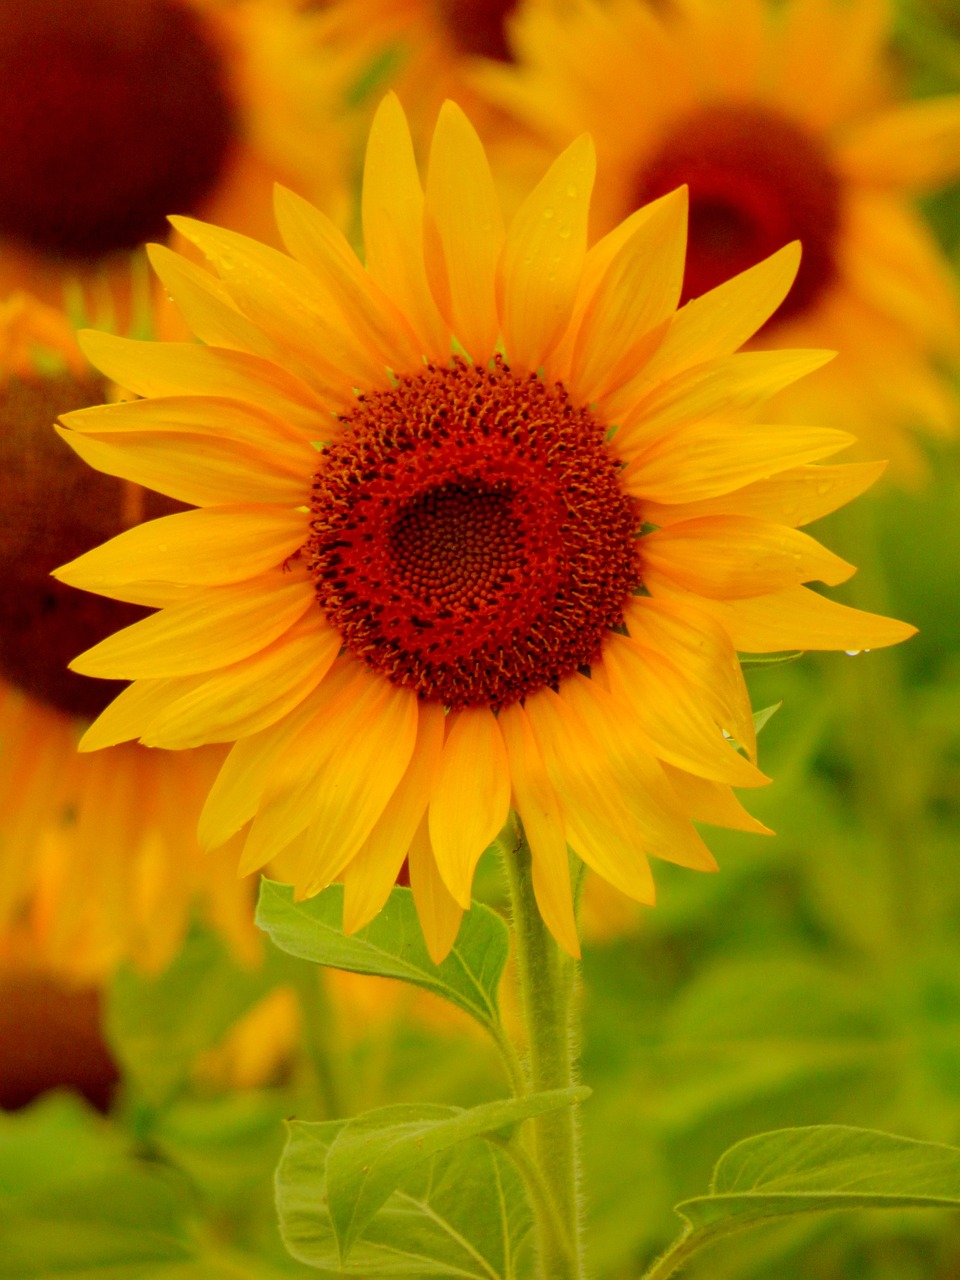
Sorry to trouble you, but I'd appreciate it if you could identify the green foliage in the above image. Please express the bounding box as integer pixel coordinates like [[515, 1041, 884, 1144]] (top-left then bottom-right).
[[107, 927, 280, 1108], [644, 1126, 960, 1278], [256, 881, 510, 1036], [276, 1095, 592, 1277]]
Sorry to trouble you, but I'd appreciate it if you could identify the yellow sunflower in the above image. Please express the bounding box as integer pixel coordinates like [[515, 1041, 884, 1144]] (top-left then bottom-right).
[[476, 0, 960, 481], [0, 292, 258, 981], [56, 95, 913, 964], [0, 0, 355, 322]]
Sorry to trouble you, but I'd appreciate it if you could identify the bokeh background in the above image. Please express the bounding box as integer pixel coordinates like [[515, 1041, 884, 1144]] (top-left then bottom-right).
[[1, 1, 959, 1277]]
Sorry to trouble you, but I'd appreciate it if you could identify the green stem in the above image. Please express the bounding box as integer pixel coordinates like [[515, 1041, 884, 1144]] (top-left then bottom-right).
[[639, 1227, 705, 1280], [501, 828, 584, 1280], [488, 1019, 531, 1100]]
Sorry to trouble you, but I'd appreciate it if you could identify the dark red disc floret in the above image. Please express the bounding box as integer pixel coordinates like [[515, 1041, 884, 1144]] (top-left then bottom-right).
[[307, 357, 640, 709], [0, 0, 237, 262], [638, 104, 842, 327]]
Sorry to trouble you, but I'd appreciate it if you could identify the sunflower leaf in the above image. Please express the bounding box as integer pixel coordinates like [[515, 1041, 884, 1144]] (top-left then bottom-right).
[[752, 701, 783, 735], [256, 880, 509, 1033], [323, 1090, 588, 1263], [646, 1126, 960, 1278], [276, 1095, 586, 1275]]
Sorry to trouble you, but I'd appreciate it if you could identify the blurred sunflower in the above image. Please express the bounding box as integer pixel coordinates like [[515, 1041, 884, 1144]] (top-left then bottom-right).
[[476, 0, 960, 480], [0, 0, 356, 320], [0, 293, 257, 981], [310, 0, 539, 131], [56, 95, 913, 963]]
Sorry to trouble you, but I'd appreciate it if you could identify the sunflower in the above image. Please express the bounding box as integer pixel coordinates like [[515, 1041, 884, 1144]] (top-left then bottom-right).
[[475, 0, 960, 481], [0, 292, 259, 981], [0, 0, 356, 322], [56, 95, 913, 963]]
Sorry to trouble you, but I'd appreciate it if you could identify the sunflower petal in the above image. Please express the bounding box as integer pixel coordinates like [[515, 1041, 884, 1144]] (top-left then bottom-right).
[[639, 460, 887, 527], [647, 579, 918, 652], [838, 93, 960, 189], [70, 569, 314, 679], [424, 101, 505, 362], [600, 635, 769, 787], [342, 700, 446, 935], [407, 816, 463, 965], [78, 330, 328, 437], [499, 702, 580, 957], [362, 93, 449, 361], [55, 506, 308, 596], [641, 515, 855, 596], [428, 707, 511, 909], [498, 133, 596, 372], [569, 186, 687, 403]]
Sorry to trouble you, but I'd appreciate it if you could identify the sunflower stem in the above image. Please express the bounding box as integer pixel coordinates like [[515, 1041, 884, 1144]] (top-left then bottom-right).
[[287, 958, 347, 1120], [501, 826, 584, 1280]]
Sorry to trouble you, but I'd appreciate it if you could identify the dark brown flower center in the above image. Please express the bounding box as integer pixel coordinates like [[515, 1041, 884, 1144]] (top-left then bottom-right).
[[0, 0, 237, 262], [433, 0, 516, 61], [0, 373, 183, 720], [637, 104, 842, 327], [306, 358, 640, 710]]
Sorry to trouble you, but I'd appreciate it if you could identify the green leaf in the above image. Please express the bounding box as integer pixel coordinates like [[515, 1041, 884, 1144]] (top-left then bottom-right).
[[677, 1125, 960, 1232], [256, 880, 509, 1034], [646, 1126, 960, 1280], [752, 701, 782, 735], [740, 651, 804, 670], [277, 1117, 536, 1277], [323, 1089, 588, 1261]]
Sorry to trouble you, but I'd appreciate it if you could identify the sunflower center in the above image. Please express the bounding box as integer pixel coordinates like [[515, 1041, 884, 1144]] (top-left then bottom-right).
[[434, 0, 516, 61], [0, 0, 237, 262], [306, 357, 640, 709], [0, 373, 183, 720], [637, 104, 842, 325]]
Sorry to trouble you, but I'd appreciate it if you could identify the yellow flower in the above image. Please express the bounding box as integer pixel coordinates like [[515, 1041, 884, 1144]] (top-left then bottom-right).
[[476, 0, 960, 481], [0, 293, 259, 981], [57, 96, 913, 963], [0, 0, 354, 320]]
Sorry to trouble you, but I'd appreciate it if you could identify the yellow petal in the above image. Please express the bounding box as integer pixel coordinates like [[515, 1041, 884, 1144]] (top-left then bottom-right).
[[523, 685, 658, 900], [838, 94, 960, 189], [622, 423, 854, 503], [70, 568, 314, 679], [424, 101, 505, 363], [239, 667, 416, 880], [147, 242, 277, 356], [407, 815, 463, 965], [497, 133, 596, 372], [625, 594, 756, 759], [428, 706, 511, 909], [600, 634, 769, 788], [637, 243, 802, 383], [641, 515, 855, 597], [362, 93, 449, 361], [273, 183, 426, 373], [169, 216, 386, 402], [56, 424, 310, 509], [560, 673, 719, 871], [616, 348, 835, 449], [647, 579, 917, 652], [78, 676, 201, 751], [661, 763, 773, 835], [568, 187, 687, 403], [78, 330, 328, 439], [342, 700, 446, 935], [198, 675, 347, 851], [498, 702, 580, 957], [639, 460, 887, 528], [143, 610, 340, 749], [55, 506, 308, 596]]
